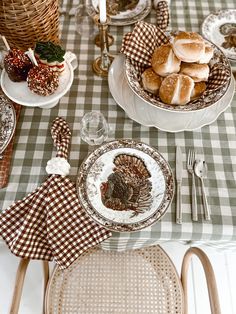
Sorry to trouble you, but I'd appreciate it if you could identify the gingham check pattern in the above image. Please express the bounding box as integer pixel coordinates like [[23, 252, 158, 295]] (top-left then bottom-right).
[[0, 117, 111, 269], [51, 116, 71, 159], [0, 0, 236, 252], [207, 63, 231, 91], [120, 21, 169, 66], [155, 0, 170, 31]]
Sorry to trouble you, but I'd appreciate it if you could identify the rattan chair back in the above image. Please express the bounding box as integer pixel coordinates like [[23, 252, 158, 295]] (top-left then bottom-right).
[[9, 245, 221, 314], [45, 246, 184, 314]]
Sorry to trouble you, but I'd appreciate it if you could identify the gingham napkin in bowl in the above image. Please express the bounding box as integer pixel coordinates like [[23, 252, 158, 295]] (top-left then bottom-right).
[[0, 117, 112, 269], [120, 0, 170, 67]]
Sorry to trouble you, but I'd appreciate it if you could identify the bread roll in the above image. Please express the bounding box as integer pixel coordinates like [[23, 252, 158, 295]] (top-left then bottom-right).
[[159, 73, 194, 105], [151, 43, 181, 77], [191, 82, 207, 99], [172, 31, 205, 63], [142, 68, 162, 94], [198, 45, 214, 64], [180, 63, 209, 82]]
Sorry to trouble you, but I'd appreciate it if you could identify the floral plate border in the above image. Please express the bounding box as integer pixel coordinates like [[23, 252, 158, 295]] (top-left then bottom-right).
[[76, 139, 174, 232], [201, 9, 236, 62], [0, 95, 16, 155]]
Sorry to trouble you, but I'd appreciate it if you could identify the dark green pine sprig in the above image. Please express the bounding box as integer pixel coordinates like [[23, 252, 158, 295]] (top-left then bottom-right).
[[35, 41, 65, 63]]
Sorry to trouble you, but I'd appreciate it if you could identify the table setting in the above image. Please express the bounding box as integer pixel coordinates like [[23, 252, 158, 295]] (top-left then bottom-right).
[[0, 117, 112, 269], [0, 0, 236, 268]]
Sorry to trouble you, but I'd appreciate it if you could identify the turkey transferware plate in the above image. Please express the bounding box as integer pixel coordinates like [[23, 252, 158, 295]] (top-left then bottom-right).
[[77, 139, 174, 232], [202, 9, 236, 62]]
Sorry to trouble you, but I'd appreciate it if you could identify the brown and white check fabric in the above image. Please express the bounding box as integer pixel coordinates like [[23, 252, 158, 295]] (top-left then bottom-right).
[[207, 63, 231, 91], [120, 21, 169, 66], [51, 117, 71, 159], [154, 0, 170, 31], [0, 117, 112, 269]]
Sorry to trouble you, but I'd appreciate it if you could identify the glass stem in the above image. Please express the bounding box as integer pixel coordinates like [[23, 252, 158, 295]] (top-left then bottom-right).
[[99, 22, 111, 70]]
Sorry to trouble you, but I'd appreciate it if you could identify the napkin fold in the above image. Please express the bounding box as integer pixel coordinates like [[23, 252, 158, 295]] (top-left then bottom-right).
[[154, 0, 170, 31], [120, 22, 169, 67], [120, 0, 170, 67], [0, 117, 112, 269]]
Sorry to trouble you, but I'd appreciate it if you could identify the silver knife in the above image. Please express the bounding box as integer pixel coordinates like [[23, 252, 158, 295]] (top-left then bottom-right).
[[176, 146, 183, 224]]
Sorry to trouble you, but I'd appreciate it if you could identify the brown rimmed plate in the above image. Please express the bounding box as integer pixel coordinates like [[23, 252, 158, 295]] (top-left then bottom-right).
[[202, 9, 236, 62], [0, 95, 16, 156], [76, 139, 174, 232]]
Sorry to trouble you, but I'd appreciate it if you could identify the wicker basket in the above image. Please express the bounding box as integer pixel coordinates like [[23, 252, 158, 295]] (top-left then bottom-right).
[[0, 0, 60, 50]]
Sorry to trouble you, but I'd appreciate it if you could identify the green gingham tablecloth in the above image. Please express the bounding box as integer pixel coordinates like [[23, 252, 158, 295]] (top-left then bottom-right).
[[0, 0, 236, 251]]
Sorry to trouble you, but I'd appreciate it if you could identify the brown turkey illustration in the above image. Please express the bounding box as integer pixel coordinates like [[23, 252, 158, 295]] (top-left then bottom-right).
[[100, 154, 153, 216]]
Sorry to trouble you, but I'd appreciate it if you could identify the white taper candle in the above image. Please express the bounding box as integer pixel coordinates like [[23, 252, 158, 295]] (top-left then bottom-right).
[[99, 0, 106, 24]]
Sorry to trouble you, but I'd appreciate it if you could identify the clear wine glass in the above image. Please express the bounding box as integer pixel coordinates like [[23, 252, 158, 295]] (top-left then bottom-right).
[[75, 0, 98, 39], [80, 111, 109, 146]]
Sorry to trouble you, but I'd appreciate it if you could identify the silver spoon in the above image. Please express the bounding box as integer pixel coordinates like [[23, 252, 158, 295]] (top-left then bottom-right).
[[194, 159, 211, 221]]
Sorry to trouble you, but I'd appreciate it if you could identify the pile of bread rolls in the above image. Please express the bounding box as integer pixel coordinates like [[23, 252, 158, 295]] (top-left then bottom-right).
[[141, 31, 214, 106]]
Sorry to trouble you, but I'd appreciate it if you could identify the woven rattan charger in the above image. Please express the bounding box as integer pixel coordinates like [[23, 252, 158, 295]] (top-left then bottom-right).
[[10, 245, 221, 314]]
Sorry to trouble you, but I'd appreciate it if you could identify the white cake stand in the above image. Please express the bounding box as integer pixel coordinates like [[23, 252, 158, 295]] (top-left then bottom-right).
[[0, 51, 78, 109]]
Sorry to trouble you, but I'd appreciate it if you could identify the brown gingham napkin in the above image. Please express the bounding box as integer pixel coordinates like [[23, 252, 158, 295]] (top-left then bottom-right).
[[0, 117, 112, 269], [153, 0, 170, 31], [0, 93, 21, 189], [120, 0, 170, 66]]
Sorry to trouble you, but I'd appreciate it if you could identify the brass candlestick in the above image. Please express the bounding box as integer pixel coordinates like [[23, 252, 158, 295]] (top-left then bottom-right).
[[92, 17, 114, 77], [93, 14, 114, 47]]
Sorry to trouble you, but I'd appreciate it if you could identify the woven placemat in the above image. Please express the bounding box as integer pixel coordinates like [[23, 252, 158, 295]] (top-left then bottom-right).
[[0, 97, 21, 189]]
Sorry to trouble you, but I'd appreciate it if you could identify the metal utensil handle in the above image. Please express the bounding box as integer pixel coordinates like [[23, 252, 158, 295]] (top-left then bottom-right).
[[176, 182, 182, 224], [192, 173, 198, 221], [201, 179, 210, 221]]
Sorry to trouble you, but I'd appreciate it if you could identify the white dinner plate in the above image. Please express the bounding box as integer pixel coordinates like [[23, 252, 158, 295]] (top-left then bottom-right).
[[202, 9, 236, 62], [108, 54, 235, 133], [77, 139, 174, 232], [0, 95, 16, 155], [0, 52, 77, 108]]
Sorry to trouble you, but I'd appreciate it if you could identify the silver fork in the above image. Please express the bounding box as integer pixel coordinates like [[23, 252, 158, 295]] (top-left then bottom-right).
[[187, 150, 198, 221]]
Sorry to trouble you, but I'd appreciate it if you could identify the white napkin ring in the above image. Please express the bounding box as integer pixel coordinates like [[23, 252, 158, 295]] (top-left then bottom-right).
[[46, 157, 71, 176]]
